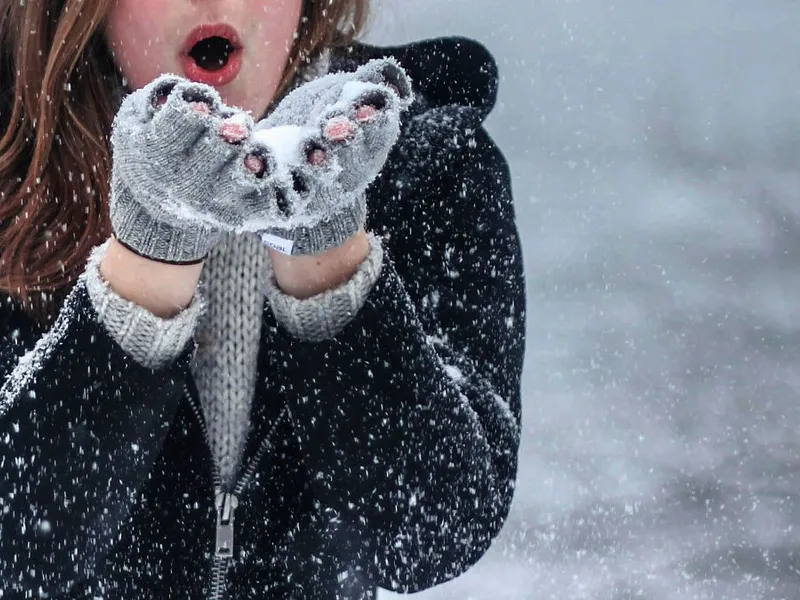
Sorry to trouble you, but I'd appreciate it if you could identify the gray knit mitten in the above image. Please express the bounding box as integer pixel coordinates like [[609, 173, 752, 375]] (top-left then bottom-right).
[[110, 75, 295, 264], [251, 58, 413, 256]]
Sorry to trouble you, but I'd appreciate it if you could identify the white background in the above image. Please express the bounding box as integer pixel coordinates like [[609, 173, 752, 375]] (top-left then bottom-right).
[[370, 1, 800, 599]]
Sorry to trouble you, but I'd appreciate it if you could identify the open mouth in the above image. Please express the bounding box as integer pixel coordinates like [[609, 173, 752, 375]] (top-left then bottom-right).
[[181, 24, 243, 86], [189, 36, 235, 71]]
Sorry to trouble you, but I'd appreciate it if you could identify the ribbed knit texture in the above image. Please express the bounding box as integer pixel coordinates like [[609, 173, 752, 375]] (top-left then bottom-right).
[[264, 233, 384, 341], [192, 232, 383, 485], [191, 232, 269, 487], [110, 185, 221, 264], [84, 240, 204, 369], [258, 194, 367, 257]]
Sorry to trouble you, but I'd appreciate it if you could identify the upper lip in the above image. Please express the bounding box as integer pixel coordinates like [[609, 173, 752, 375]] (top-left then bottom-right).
[[182, 23, 243, 55]]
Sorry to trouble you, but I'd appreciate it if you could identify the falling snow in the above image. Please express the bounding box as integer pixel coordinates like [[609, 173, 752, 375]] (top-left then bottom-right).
[[376, 1, 800, 599]]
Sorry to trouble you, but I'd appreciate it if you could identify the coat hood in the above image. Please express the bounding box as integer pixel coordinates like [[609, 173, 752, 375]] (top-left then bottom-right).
[[333, 36, 499, 122]]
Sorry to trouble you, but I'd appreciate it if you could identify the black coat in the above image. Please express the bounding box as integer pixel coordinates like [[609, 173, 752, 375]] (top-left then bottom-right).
[[0, 37, 526, 599]]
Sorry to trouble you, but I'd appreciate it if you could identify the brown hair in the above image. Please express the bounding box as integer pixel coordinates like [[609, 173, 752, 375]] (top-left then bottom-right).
[[0, 0, 370, 325]]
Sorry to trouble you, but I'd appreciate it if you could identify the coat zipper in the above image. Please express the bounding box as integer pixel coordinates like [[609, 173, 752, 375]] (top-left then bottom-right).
[[183, 384, 288, 600]]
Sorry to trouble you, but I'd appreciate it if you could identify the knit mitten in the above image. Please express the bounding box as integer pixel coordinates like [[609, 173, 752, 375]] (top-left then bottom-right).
[[251, 58, 413, 256], [110, 75, 296, 264]]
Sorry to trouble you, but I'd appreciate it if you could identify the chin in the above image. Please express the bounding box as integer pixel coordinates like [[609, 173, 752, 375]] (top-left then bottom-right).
[[217, 89, 264, 118]]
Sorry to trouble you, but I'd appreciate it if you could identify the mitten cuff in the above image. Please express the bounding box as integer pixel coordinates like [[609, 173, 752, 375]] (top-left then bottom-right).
[[110, 185, 219, 264], [260, 195, 367, 257], [85, 240, 204, 369], [264, 233, 383, 341]]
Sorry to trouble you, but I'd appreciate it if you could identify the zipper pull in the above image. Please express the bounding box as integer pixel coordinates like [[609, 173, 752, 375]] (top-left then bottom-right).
[[214, 490, 239, 558]]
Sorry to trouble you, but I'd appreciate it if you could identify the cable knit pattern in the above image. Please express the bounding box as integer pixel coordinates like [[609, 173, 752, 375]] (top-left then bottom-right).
[[84, 240, 204, 370], [264, 233, 384, 341], [191, 232, 269, 487]]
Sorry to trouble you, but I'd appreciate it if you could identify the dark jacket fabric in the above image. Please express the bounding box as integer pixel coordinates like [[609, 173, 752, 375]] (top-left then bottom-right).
[[0, 36, 526, 599]]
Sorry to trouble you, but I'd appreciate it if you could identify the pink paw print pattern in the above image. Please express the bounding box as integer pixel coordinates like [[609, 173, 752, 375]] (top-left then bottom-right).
[[110, 59, 412, 257], [250, 58, 414, 230], [111, 74, 306, 234]]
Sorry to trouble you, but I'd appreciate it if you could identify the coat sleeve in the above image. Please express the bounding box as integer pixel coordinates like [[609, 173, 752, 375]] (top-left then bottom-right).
[[0, 280, 192, 597], [263, 112, 526, 592]]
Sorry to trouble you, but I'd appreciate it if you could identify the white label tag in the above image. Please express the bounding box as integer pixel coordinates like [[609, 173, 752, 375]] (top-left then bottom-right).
[[260, 232, 295, 255]]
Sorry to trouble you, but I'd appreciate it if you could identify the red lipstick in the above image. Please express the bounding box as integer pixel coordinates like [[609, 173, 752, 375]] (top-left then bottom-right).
[[181, 23, 243, 87]]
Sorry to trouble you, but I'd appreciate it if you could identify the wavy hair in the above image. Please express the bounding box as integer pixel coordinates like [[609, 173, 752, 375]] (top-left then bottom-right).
[[0, 0, 369, 325]]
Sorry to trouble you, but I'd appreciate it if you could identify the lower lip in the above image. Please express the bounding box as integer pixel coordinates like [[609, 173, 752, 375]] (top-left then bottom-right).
[[180, 49, 243, 87]]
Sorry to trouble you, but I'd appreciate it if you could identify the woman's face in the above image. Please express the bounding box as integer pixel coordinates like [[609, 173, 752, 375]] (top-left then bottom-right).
[[104, 0, 303, 118]]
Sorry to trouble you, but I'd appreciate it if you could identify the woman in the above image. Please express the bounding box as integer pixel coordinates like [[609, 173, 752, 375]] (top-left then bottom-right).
[[0, 0, 525, 597]]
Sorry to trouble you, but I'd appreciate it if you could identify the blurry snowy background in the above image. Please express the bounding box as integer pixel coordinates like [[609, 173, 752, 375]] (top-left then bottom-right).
[[370, 1, 800, 599]]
